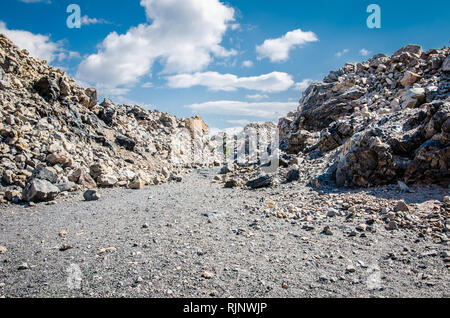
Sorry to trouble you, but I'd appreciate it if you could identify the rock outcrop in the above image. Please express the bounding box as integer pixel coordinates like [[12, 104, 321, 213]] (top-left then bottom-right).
[[278, 44, 449, 188]]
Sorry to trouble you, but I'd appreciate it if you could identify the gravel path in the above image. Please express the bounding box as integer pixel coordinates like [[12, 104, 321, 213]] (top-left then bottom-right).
[[0, 168, 449, 298]]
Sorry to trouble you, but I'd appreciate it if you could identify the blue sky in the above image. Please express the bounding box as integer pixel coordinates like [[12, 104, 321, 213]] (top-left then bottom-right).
[[1, 0, 449, 133]]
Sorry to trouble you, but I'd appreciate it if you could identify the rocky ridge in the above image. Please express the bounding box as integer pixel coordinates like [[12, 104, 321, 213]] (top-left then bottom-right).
[[0, 34, 213, 205], [277, 44, 450, 188]]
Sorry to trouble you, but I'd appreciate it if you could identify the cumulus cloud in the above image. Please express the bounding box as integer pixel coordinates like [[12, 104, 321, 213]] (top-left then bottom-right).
[[186, 100, 297, 119], [0, 21, 74, 63], [166, 71, 294, 92], [256, 29, 318, 63], [77, 0, 237, 91]]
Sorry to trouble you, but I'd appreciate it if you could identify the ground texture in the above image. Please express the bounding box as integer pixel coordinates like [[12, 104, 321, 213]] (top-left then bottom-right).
[[0, 168, 449, 298]]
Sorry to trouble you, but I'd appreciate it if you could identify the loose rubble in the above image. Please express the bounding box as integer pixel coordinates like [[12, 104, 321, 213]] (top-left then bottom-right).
[[0, 34, 214, 205]]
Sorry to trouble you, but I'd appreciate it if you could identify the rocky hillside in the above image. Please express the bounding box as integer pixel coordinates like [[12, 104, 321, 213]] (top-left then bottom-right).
[[0, 34, 212, 204], [279, 44, 450, 188]]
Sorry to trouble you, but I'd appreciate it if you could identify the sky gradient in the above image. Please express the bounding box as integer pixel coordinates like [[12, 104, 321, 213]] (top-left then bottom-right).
[[1, 0, 449, 133]]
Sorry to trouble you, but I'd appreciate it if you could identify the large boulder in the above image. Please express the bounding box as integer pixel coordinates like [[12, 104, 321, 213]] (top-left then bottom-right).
[[22, 179, 60, 202]]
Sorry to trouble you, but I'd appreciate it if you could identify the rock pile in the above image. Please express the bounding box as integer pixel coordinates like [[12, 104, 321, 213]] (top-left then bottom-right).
[[278, 44, 449, 188], [0, 34, 211, 204]]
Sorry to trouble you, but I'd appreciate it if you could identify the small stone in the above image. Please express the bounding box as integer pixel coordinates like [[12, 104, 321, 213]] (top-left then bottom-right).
[[394, 201, 409, 212], [83, 190, 100, 201], [98, 247, 117, 254], [386, 220, 398, 231], [0, 246, 6, 254], [18, 263, 29, 270], [60, 245, 73, 251], [322, 226, 333, 236], [356, 224, 367, 232], [345, 265, 356, 274], [219, 163, 233, 174], [202, 272, 214, 279], [326, 209, 337, 217], [129, 178, 145, 190]]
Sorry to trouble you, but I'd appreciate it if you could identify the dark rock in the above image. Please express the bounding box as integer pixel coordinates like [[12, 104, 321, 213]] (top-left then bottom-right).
[[224, 179, 238, 188], [34, 76, 60, 102], [286, 169, 300, 182], [247, 175, 273, 189], [83, 190, 100, 201], [115, 135, 136, 151]]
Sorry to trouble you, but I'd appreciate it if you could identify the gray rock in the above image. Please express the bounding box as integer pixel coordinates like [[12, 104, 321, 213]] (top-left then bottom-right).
[[32, 166, 58, 184], [22, 179, 60, 202], [247, 175, 273, 189], [83, 190, 100, 201], [34, 76, 60, 102], [219, 163, 234, 174], [443, 55, 450, 72], [56, 181, 76, 192]]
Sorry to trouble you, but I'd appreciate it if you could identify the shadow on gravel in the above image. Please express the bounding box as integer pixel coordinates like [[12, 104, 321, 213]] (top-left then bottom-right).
[[304, 158, 447, 205]]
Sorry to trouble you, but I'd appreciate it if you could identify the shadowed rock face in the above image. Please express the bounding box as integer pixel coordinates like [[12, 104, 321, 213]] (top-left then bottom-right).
[[279, 44, 449, 188]]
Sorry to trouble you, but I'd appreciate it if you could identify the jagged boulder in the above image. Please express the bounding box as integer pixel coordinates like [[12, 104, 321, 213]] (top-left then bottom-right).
[[22, 179, 60, 202]]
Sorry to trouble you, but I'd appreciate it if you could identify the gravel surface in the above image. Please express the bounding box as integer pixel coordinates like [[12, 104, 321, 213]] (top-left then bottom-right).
[[0, 168, 449, 298]]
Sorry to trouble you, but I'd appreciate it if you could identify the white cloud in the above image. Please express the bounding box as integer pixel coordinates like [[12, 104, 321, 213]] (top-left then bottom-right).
[[77, 0, 237, 91], [335, 49, 349, 58], [0, 21, 74, 63], [81, 15, 111, 26], [256, 29, 318, 63], [141, 82, 153, 88], [186, 100, 298, 119], [294, 79, 312, 92], [167, 71, 294, 92], [226, 119, 251, 125], [360, 48, 370, 56], [242, 60, 253, 68], [245, 94, 268, 100]]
